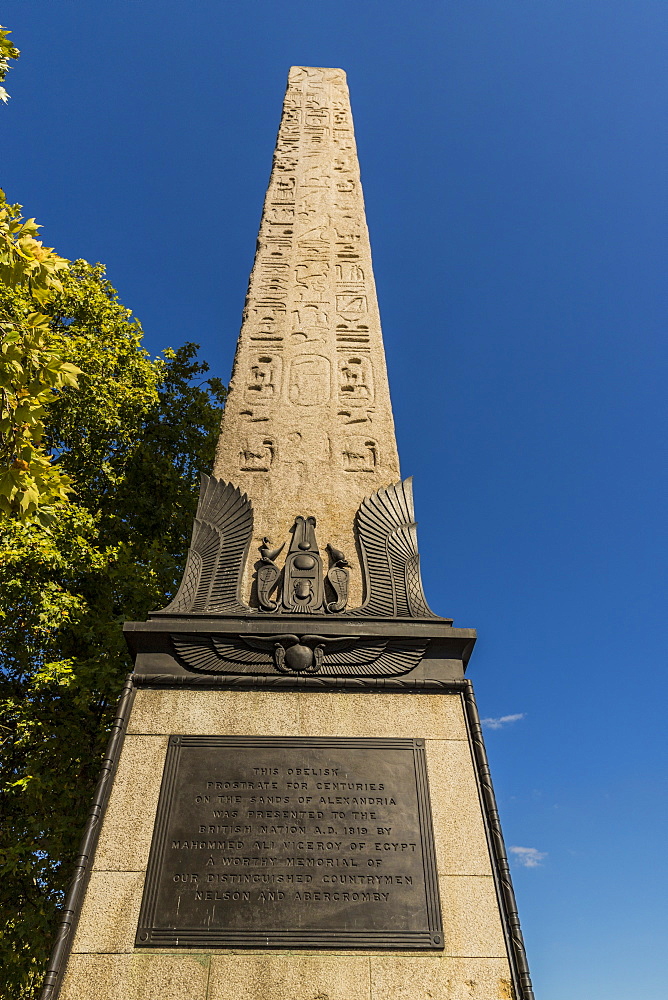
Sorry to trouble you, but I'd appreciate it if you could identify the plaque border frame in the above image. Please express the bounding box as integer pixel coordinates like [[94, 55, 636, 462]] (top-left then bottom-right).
[[135, 735, 443, 950]]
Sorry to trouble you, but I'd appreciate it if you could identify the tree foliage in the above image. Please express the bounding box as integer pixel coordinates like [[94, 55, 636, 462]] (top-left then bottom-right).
[[0, 25, 20, 104], [0, 191, 79, 523], [0, 248, 226, 995]]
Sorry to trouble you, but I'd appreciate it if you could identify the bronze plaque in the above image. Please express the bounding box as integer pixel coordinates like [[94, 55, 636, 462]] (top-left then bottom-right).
[[136, 736, 442, 949]]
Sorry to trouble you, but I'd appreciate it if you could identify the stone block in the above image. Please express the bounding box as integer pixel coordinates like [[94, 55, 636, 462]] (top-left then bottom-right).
[[425, 740, 492, 876], [59, 953, 209, 1000], [208, 954, 371, 1000], [439, 876, 507, 958], [94, 735, 167, 872], [72, 871, 144, 953], [126, 690, 467, 742], [128, 689, 301, 736], [370, 956, 514, 1000], [296, 691, 467, 740]]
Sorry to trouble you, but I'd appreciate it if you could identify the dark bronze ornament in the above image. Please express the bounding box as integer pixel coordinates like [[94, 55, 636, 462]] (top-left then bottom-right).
[[281, 515, 325, 613], [172, 632, 427, 676], [256, 537, 284, 611], [325, 543, 350, 612], [155, 475, 253, 616], [155, 475, 441, 622], [349, 478, 438, 618], [273, 635, 324, 673]]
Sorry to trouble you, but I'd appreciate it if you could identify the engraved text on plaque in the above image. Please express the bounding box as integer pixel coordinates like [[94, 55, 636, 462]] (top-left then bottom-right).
[[136, 736, 442, 949]]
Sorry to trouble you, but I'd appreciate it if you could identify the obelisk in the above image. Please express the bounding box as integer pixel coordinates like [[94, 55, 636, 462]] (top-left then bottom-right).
[[42, 68, 534, 1000], [214, 66, 399, 606]]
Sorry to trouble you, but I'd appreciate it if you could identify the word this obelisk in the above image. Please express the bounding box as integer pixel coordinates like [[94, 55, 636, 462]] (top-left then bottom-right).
[[42, 68, 534, 1000]]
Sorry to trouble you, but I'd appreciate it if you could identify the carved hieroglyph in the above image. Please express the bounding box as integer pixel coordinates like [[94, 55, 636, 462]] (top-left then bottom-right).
[[214, 67, 400, 606]]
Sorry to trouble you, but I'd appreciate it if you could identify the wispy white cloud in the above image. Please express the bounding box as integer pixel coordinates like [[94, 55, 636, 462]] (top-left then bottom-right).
[[510, 846, 546, 868], [481, 713, 525, 730]]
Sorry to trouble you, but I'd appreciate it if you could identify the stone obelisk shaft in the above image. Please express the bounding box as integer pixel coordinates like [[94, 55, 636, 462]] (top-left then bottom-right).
[[214, 66, 400, 606]]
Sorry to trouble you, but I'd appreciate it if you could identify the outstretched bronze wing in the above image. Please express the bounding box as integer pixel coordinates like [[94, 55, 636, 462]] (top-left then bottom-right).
[[300, 635, 427, 676], [348, 478, 439, 618], [157, 475, 253, 615], [172, 634, 275, 673]]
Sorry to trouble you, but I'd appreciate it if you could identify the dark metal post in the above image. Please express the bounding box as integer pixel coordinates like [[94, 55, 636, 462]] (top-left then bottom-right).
[[39, 675, 136, 1000], [462, 679, 535, 1000]]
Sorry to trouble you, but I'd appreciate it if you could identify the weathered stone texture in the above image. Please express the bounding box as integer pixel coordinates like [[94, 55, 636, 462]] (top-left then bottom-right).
[[127, 688, 301, 737], [438, 876, 508, 958], [127, 687, 466, 740], [213, 67, 400, 606], [427, 739, 495, 876], [94, 735, 168, 872], [208, 954, 371, 1000], [60, 954, 210, 1000], [369, 957, 515, 1000], [71, 871, 145, 954]]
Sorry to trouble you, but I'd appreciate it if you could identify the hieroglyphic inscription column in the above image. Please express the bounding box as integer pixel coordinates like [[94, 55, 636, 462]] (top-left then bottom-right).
[[214, 67, 400, 605]]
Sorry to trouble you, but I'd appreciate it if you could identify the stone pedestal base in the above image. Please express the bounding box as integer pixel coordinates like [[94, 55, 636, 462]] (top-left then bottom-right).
[[57, 687, 517, 1000]]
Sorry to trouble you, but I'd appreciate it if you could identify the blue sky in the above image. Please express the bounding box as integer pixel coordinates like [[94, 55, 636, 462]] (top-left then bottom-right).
[[3, 2, 668, 996]]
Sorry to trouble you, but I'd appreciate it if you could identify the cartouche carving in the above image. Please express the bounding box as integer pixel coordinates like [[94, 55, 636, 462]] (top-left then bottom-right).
[[339, 356, 373, 402], [245, 354, 281, 401], [289, 355, 331, 405], [282, 515, 324, 613]]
